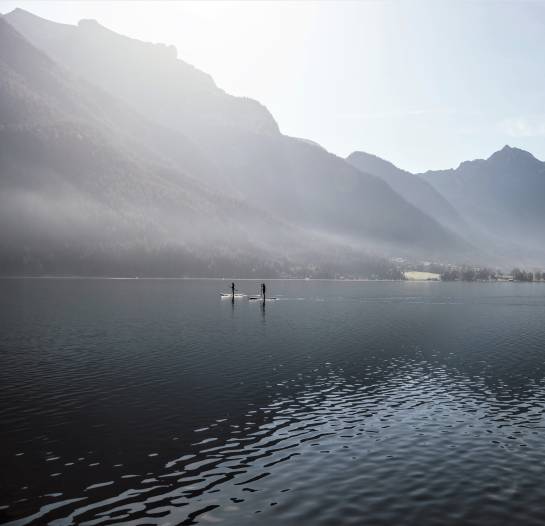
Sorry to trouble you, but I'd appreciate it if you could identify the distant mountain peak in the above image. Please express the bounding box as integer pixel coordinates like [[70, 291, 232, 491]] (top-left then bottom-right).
[[6, 7, 32, 16], [4, 8, 280, 135], [77, 18, 101, 28], [452, 145, 541, 172], [487, 144, 538, 164], [5, 7, 61, 25]]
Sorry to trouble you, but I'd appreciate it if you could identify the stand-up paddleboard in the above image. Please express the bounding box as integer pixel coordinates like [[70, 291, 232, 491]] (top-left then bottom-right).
[[220, 293, 246, 299], [249, 296, 277, 301]]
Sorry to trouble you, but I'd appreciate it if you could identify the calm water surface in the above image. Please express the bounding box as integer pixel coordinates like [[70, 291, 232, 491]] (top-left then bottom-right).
[[1, 279, 545, 525]]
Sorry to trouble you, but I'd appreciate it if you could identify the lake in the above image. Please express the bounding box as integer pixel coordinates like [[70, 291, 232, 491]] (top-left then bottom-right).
[[1, 279, 545, 525]]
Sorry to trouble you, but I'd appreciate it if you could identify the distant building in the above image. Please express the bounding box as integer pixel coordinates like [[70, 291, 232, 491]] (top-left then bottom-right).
[[404, 271, 441, 281]]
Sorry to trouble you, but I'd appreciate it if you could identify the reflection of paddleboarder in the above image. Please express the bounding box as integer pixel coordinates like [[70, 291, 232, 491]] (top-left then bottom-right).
[[261, 283, 266, 300]]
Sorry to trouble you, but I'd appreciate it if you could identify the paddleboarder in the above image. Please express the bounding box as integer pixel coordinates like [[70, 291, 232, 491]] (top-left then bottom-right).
[[231, 282, 236, 299], [261, 283, 266, 300]]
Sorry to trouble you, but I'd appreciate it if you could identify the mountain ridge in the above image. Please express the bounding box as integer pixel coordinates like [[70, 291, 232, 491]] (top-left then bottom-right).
[[346, 150, 468, 237], [420, 145, 545, 265], [1, 8, 471, 271], [0, 16, 315, 277], [3, 8, 280, 138], [348, 145, 545, 265]]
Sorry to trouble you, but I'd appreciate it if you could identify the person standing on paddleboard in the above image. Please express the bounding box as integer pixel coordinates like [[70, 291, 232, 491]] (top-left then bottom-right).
[[261, 283, 266, 300], [231, 282, 236, 299]]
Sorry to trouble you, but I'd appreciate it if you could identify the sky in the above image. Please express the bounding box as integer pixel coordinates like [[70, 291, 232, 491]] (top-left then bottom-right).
[[2, 0, 545, 172]]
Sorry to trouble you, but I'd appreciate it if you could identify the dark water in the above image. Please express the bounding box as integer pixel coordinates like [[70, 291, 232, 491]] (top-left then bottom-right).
[[2, 279, 545, 526]]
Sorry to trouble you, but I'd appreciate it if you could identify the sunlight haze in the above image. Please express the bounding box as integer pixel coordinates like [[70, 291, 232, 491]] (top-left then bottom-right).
[[3, 3, 545, 524], [1, 0, 544, 171]]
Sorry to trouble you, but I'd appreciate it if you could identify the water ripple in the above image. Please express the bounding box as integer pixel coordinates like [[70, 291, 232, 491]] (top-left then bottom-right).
[[2, 280, 545, 525]]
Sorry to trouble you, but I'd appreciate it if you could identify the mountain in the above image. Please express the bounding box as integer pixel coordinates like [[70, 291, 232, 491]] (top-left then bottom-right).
[[0, 16, 323, 277], [0, 9, 480, 278], [348, 147, 545, 266], [0, 15, 427, 278], [2, 9, 470, 267], [346, 151, 467, 236], [3, 9, 279, 140], [420, 145, 545, 264]]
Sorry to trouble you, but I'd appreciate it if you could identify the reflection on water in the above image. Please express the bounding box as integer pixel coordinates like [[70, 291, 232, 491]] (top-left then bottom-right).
[[1, 279, 545, 525]]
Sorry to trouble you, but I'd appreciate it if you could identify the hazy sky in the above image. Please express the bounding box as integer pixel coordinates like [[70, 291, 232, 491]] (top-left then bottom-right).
[[2, 0, 545, 172]]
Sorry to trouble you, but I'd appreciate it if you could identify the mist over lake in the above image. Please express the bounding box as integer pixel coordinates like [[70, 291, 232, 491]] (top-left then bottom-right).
[[2, 279, 545, 525]]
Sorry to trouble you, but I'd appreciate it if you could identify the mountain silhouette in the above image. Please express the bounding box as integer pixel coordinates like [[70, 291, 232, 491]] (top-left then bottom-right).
[[0, 9, 471, 275], [346, 151, 467, 236], [0, 16, 316, 276], [421, 145, 545, 264], [347, 145, 545, 266]]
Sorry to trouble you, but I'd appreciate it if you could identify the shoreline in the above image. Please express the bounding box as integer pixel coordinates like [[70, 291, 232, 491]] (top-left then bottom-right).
[[0, 276, 544, 283]]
